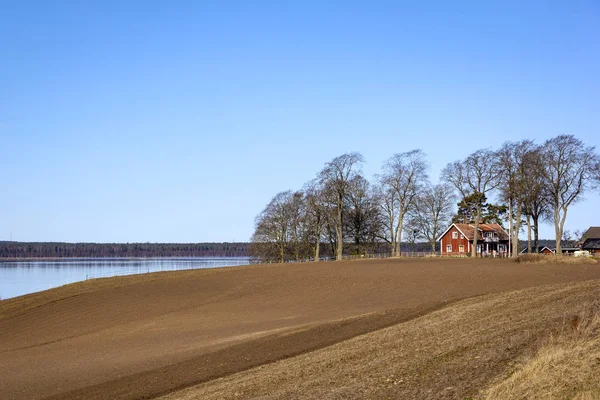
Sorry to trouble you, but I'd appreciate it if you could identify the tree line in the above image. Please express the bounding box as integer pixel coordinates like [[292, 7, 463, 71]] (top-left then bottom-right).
[[250, 134, 600, 262], [0, 242, 249, 258]]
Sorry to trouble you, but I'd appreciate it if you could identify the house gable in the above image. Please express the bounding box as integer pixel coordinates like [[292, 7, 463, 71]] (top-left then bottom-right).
[[437, 223, 469, 242], [439, 224, 471, 255]]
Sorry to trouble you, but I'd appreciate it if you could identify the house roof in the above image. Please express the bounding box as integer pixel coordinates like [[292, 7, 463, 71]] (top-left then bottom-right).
[[438, 223, 509, 242], [520, 246, 553, 254], [582, 238, 600, 250], [577, 227, 600, 246]]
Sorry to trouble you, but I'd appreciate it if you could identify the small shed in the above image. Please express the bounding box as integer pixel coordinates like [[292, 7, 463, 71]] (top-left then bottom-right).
[[520, 246, 553, 255]]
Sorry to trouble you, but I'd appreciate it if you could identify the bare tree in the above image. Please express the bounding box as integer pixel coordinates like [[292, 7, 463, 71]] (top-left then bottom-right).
[[524, 213, 532, 253], [378, 150, 428, 256], [442, 149, 502, 257], [497, 140, 536, 257], [318, 153, 364, 260], [403, 215, 423, 254], [521, 147, 551, 253], [288, 191, 305, 262], [345, 175, 381, 255], [374, 178, 397, 254], [303, 180, 327, 261], [320, 184, 340, 259], [323, 210, 338, 259], [251, 191, 295, 263], [409, 183, 456, 252], [540, 135, 600, 255]]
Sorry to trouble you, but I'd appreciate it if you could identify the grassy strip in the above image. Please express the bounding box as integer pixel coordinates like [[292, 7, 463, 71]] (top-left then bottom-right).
[[514, 254, 598, 264], [483, 308, 600, 400]]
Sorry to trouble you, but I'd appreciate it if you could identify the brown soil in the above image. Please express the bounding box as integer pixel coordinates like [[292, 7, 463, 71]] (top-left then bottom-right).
[[1, 257, 599, 400], [160, 280, 600, 400]]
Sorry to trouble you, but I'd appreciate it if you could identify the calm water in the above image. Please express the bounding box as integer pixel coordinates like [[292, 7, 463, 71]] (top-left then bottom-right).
[[0, 257, 250, 300]]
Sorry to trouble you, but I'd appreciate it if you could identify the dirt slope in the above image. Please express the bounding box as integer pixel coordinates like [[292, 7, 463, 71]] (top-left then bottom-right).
[[160, 280, 600, 400], [1, 258, 599, 400]]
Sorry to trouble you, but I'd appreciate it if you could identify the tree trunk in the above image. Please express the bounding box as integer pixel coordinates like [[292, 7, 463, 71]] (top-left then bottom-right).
[[329, 236, 336, 258], [336, 203, 343, 261], [554, 207, 562, 256], [533, 215, 540, 252], [279, 241, 285, 263], [555, 206, 569, 257], [394, 218, 403, 257], [508, 201, 513, 258], [314, 239, 320, 262], [293, 229, 300, 262], [325, 222, 336, 258], [473, 206, 482, 257], [512, 202, 522, 258], [336, 225, 343, 260], [526, 214, 532, 254], [390, 226, 396, 256]]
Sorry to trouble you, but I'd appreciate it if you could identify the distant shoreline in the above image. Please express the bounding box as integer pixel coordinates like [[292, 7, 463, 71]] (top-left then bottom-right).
[[0, 242, 250, 259], [0, 256, 252, 263]]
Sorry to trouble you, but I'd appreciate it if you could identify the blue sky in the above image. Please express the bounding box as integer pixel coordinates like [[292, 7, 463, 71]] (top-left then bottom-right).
[[1, 1, 599, 243]]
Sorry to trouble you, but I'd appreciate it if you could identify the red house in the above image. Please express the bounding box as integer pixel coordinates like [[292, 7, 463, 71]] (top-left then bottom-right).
[[438, 223, 510, 257]]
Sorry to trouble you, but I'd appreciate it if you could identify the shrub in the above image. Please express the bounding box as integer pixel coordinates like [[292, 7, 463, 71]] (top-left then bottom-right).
[[514, 254, 598, 265], [514, 254, 546, 263]]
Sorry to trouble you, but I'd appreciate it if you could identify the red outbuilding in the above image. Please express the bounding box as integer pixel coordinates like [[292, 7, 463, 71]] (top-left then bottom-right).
[[520, 246, 554, 255]]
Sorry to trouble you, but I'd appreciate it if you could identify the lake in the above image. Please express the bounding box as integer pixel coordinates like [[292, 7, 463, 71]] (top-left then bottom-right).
[[0, 257, 251, 300]]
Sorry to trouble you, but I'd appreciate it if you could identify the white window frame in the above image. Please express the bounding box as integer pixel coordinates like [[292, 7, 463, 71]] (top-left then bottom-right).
[[446, 244, 452, 253], [459, 245, 465, 253], [452, 231, 458, 239]]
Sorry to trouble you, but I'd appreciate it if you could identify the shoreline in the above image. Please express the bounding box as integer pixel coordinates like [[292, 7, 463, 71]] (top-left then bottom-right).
[[0, 256, 253, 263]]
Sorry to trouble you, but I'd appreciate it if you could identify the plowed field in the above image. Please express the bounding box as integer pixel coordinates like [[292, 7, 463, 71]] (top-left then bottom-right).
[[1, 257, 599, 400]]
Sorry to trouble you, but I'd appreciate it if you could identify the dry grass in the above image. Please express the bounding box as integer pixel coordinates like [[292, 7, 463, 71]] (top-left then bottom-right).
[[515, 254, 598, 265], [483, 308, 600, 400]]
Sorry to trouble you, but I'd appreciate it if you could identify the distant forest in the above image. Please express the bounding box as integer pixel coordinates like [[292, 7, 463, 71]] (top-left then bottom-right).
[[0, 242, 250, 259], [0, 241, 430, 259], [0, 239, 564, 260]]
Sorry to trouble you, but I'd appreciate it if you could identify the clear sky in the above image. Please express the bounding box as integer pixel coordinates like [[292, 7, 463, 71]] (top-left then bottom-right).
[[1, 1, 599, 243]]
